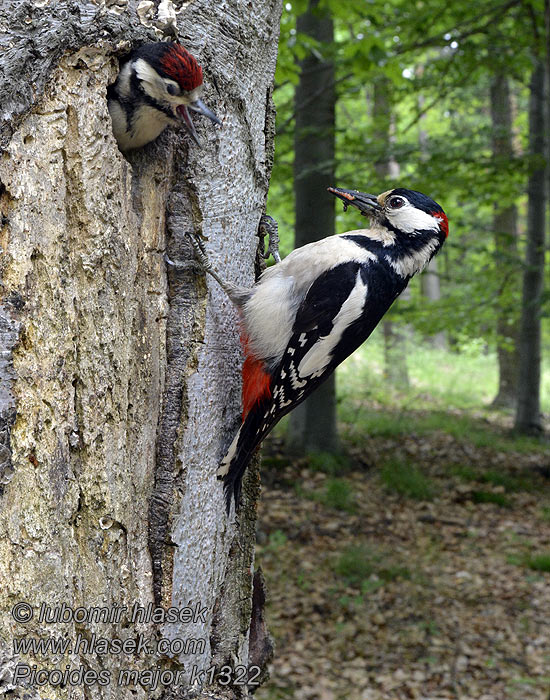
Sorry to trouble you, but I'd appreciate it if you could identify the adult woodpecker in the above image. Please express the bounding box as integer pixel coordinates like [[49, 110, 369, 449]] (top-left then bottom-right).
[[182, 187, 448, 512], [107, 42, 221, 150]]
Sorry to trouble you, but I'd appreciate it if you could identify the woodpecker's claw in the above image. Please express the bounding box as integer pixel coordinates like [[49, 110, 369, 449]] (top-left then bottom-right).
[[185, 232, 213, 272], [164, 252, 205, 274], [328, 187, 382, 218], [258, 214, 281, 264], [184, 233, 253, 308]]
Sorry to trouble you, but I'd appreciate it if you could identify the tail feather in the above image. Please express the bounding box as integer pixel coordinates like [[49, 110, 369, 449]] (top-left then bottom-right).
[[218, 404, 271, 514]]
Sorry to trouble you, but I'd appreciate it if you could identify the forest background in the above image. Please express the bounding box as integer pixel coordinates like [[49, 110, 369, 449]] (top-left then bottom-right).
[[255, 1, 550, 698], [267, 0, 549, 443]]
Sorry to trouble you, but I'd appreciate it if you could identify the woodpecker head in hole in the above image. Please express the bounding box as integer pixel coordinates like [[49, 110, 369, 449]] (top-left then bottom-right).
[[107, 42, 221, 151], [328, 186, 449, 240]]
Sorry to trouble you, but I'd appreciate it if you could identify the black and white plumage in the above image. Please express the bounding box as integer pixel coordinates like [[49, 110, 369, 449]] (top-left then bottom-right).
[[107, 42, 220, 150], [187, 188, 448, 512]]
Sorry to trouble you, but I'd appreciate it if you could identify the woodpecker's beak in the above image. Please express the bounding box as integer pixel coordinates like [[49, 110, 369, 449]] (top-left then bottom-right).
[[328, 187, 382, 218], [176, 100, 221, 147]]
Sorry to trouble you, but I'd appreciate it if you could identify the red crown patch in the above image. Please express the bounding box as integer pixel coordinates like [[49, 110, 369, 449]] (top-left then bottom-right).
[[161, 45, 204, 92]]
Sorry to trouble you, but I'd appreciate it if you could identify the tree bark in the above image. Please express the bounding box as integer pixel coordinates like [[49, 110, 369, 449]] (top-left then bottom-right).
[[0, 1, 281, 698], [287, 0, 338, 453], [489, 72, 520, 409], [420, 259, 446, 349], [515, 59, 547, 434], [372, 79, 410, 388], [417, 88, 446, 350]]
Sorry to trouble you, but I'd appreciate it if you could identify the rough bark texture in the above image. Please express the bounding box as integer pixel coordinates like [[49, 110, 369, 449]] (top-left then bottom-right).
[[515, 59, 546, 434], [0, 1, 281, 698], [287, 0, 337, 453], [489, 72, 519, 409]]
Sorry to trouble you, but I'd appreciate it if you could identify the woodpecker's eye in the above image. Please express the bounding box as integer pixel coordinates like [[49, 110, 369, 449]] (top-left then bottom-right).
[[388, 196, 406, 209], [166, 82, 181, 96]]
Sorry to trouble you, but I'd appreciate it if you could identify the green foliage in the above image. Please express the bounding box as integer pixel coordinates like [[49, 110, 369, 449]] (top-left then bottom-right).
[[450, 465, 535, 493], [266, 530, 288, 552], [314, 478, 357, 512], [270, 0, 549, 356], [509, 552, 550, 573], [306, 450, 352, 475], [333, 545, 411, 589], [379, 458, 435, 500], [470, 490, 511, 507], [449, 465, 535, 493], [523, 554, 550, 573], [337, 330, 550, 419]]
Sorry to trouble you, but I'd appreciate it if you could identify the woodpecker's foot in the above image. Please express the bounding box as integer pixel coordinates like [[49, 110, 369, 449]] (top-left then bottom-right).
[[164, 253, 205, 274], [184, 232, 248, 305], [185, 232, 215, 273], [258, 214, 281, 264]]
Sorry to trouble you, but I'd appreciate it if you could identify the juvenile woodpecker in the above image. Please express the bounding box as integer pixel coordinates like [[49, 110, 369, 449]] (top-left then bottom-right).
[[107, 42, 221, 150], [183, 188, 448, 512]]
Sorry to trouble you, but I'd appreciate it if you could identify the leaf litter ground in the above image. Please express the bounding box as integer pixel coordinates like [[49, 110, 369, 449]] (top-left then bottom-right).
[[255, 415, 550, 700]]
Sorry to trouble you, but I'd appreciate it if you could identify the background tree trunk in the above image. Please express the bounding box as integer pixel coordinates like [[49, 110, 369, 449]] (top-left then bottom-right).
[[418, 87, 446, 350], [372, 79, 410, 388], [287, 0, 338, 454], [515, 59, 547, 435], [0, 1, 281, 698], [489, 72, 520, 409]]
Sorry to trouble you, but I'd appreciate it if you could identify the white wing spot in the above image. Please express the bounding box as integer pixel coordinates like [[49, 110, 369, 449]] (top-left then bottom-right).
[[298, 271, 367, 378], [289, 362, 307, 389]]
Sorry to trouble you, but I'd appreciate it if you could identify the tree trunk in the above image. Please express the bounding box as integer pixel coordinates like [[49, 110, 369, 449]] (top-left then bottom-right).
[[417, 88, 446, 350], [489, 72, 520, 409], [515, 59, 547, 434], [0, 2, 281, 698], [420, 259, 446, 349], [287, 0, 338, 454], [373, 79, 410, 388]]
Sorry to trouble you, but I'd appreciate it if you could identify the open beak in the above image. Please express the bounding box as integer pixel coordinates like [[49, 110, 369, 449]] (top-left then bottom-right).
[[176, 99, 221, 147], [328, 187, 381, 218], [176, 100, 221, 148]]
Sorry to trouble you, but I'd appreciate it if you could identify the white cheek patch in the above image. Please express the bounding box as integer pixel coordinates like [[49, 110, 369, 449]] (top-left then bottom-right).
[[134, 59, 163, 89], [388, 202, 440, 234], [134, 59, 174, 105], [298, 270, 367, 378]]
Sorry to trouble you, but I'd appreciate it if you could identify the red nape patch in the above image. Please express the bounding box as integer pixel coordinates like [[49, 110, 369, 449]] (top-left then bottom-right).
[[432, 211, 449, 238], [241, 335, 272, 420], [161, 45, 203, 91]]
